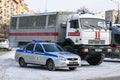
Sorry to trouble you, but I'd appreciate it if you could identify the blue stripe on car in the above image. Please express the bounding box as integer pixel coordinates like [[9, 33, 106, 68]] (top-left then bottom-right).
[[44, 52, 58, 57], [16, 49, 58, 57]]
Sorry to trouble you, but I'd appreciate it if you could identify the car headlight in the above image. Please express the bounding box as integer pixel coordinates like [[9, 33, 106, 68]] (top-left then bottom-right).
[[78, 57, 81, 61], [59, 56, 66, 61]]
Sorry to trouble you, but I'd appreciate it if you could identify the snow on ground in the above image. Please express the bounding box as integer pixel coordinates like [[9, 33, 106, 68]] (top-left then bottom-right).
[[0, 49, 120, 80]]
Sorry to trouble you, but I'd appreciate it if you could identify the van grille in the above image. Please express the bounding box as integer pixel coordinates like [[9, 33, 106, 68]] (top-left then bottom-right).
[[88, 40, 105, 44]]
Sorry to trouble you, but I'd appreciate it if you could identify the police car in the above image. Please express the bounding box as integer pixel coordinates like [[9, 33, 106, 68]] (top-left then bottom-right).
[[15, 40, 81, 71]]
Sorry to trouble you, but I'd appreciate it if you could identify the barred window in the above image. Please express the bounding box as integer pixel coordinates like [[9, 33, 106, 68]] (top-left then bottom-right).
[[19, 16, 35, 29], [48, 15, 56, 27], [10, 17, 17, 29], [35, 15, 46, 29], [19, 16, 46, 29]]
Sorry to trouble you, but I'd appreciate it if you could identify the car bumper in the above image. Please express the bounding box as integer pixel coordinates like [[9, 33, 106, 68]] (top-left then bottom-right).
[[0, 44, 9, 49], [54, 60, 81, 68]]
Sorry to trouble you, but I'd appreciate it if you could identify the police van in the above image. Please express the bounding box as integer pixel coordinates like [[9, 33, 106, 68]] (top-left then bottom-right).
[[10, 11, 111, 66], [15, 40, 81, 71]]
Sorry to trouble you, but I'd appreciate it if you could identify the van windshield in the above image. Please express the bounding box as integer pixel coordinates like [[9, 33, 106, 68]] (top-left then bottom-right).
[[80, 18, 108, 30]]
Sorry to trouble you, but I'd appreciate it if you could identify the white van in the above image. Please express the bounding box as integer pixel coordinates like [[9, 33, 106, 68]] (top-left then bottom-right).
[[0, 38, 11, 51]]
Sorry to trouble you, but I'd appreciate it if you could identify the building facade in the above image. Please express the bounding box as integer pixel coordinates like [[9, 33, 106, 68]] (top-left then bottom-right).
[[0, 0, 32, 38], [105, 10, 120, 24]]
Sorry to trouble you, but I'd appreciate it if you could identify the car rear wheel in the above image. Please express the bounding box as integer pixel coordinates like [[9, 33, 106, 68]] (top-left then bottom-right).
[[69, 67, 77, 70], [19, 58, 27, 67], [46, 59, 55, 71]]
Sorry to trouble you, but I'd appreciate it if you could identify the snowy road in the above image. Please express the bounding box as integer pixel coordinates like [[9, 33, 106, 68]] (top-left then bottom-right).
[[0, 49, 120, 80]]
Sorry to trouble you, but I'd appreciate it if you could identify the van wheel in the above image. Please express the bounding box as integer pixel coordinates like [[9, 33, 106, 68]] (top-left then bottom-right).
[[19, 58, 27, 67], [46, 59, 55, 71], [69, 67, 77, 70], [86, 53, 104, 65]]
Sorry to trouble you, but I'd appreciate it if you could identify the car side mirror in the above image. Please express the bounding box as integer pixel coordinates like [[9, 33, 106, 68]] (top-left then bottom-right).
[[109, 21, 112, 31]]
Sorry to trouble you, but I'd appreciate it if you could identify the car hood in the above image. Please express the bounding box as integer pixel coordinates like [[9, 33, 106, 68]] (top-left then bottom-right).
[[46, 52, 79, 58]]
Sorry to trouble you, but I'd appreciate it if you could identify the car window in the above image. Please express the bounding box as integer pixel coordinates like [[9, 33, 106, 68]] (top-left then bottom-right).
[[35, 44, 44, 52], [26, 43, 35, 51]]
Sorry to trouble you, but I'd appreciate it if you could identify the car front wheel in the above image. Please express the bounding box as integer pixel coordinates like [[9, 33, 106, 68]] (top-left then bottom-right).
[[46, 59, 56, 71]]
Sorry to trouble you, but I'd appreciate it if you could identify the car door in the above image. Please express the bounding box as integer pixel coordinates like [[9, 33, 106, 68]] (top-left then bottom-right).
[[24, 43, 35, 63], [33, 44, 45, 65]]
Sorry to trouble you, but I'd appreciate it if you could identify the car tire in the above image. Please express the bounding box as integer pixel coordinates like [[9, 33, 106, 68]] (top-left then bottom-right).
[[46, 59, 56, 71], [19, 58, 27, 67], [69, 67, 77, 70]]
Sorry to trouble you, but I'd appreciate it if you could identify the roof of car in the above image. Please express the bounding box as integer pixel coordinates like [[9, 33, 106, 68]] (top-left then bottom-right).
[[30, 40, 55, 44]]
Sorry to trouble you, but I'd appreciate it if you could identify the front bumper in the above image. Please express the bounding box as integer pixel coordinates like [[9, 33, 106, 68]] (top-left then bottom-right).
[[54, 59, 81, 68], [0, 44, 9, 49], [77, 45, 112, 54], [75, 45, 112, 59]]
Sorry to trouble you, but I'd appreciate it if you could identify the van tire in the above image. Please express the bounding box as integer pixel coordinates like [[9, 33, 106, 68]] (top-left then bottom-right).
[[86, 53, 104, 65]]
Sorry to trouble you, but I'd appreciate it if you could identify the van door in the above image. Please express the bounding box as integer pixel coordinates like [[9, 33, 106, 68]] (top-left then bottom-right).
[[66, 19, 81, 44]]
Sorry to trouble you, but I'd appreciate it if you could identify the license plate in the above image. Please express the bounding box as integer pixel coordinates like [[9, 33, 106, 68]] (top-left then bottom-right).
[[95, 49, 102, 52], [69, 62, 78, 64]]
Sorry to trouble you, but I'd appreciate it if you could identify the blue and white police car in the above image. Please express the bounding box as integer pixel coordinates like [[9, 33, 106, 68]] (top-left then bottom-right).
[[15, 40, 81, 71]]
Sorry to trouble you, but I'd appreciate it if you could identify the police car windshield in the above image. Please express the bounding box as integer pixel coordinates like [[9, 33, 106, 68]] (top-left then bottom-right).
[[42, 44, 64, 52], [80, 18, 108, 30]]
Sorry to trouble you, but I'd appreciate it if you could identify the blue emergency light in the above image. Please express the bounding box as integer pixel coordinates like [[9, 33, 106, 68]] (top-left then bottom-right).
[[32, 40, 43, 43], [78, 11, 95, 15]]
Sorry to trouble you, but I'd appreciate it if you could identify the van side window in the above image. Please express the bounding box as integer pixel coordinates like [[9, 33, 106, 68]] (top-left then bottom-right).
[[70, 20, 79, 29], [35, 44, 44, 52], [26, 43, 35, 51]]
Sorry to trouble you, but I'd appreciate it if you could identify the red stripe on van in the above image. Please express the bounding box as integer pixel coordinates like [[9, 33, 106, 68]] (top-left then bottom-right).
[[9, 32, 59, 36], [68, 32, 80, 36], [95, 32, 100, 39]]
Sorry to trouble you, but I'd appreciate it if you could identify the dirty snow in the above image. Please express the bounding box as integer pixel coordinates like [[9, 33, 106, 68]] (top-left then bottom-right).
[[0, 49, 120, 80]]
